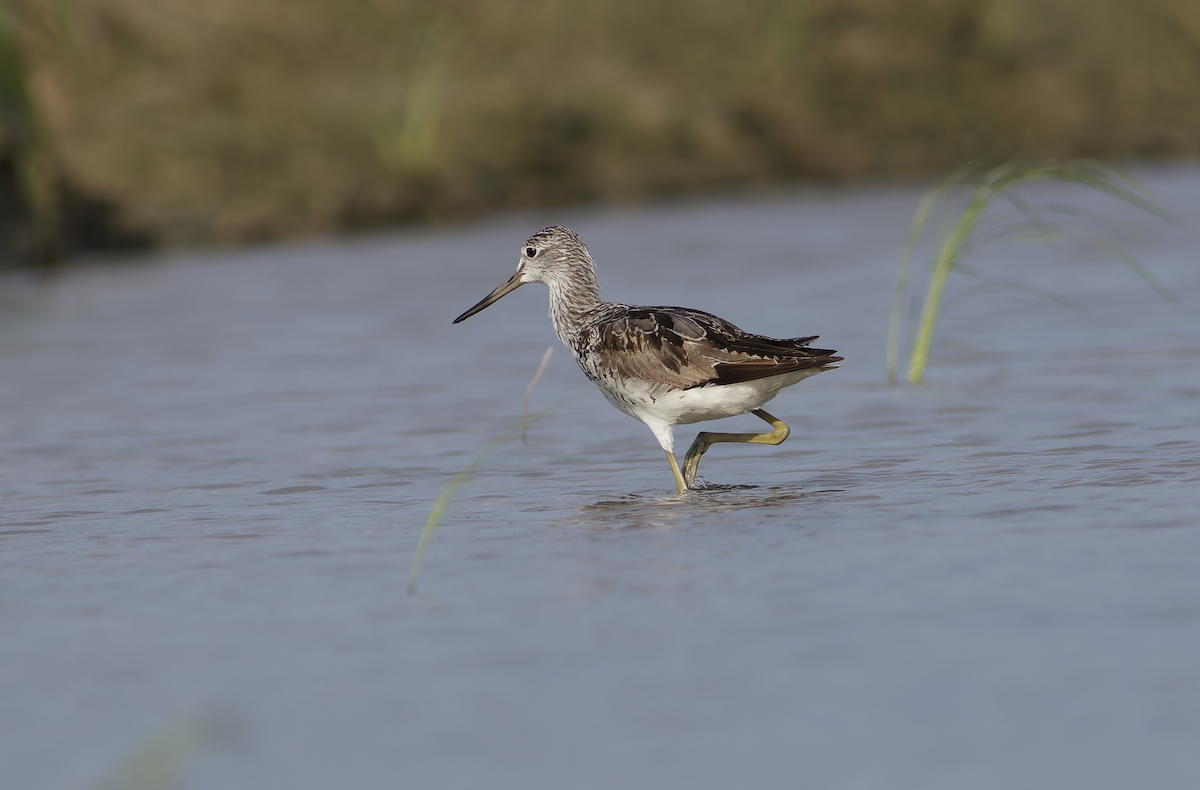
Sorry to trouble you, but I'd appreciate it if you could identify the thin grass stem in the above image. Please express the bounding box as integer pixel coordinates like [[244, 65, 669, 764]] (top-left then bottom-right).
[[407, 430, 513, 595], [522, 346, 554, 442], [907, 181, 994, 383], [408, 349, 559, 595]]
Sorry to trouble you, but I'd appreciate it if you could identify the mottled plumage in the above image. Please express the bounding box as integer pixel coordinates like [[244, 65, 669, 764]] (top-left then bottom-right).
[[453, 226, 841, 494]]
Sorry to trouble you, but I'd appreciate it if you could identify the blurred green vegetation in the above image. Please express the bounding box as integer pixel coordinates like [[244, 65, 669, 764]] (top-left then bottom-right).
[[92, 706, 238, 790], [5, 0, 1200, 253], [2, 0, 147, 263], [1, 0, 55, 261]]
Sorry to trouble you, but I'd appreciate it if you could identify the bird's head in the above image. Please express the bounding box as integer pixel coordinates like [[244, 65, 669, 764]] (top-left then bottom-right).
[[453, 226, 597, 323]]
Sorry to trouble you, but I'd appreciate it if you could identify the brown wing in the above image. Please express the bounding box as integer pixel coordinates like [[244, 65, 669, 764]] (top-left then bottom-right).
[[593, 306, 840, 390], [595, 309, 714, 389]]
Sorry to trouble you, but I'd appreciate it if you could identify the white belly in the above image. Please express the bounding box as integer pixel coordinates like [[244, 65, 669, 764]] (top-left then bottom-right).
[[595, 368, 825, 428]]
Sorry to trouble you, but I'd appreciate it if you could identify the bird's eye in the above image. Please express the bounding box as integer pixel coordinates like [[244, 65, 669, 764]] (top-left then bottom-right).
[[524, 246, 538, 258]]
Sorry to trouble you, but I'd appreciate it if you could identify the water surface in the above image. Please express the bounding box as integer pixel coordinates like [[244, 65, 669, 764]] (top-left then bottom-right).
[[2, 167, 1199, 790]]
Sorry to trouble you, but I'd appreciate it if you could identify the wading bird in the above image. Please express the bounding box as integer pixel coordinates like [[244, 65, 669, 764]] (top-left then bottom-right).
[[453, 226, 840, 495]]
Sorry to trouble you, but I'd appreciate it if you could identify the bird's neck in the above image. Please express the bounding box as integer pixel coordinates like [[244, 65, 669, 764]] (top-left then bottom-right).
[[546, 271, 602, 343]]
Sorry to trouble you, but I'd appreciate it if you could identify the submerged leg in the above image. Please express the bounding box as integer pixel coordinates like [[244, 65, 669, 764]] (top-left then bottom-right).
[[682, 409, 791, 488], [665, 450, 688, 496]]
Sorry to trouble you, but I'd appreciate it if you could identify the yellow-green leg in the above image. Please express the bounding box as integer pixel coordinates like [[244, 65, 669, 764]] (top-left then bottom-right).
[[682, 409, 791, 489], [665, 450, 688, 496]]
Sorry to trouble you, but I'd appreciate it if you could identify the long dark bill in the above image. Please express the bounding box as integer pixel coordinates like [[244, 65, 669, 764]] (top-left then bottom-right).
[[452, 270, 524, 324]]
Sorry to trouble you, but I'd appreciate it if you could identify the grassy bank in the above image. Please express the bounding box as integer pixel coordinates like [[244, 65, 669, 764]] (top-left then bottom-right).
[[8, 0, 1200, 251]]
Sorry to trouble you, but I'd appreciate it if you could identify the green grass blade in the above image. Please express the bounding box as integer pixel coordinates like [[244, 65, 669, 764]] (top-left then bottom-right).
[[907, 182, 999, 383], [893, 159, 1178, 384], [407, 429, 513, 595], [949, 279, 1087, 313], [954, 219, 1058, 258], [1086, 235, 1178, 303], [887, 185, 942, 383], [887, 158, 982, 382], [93, 708, 237, 790], [1049, 172, 1182, 227], [406, 400, 568, 595], [522, 346, 554, 442]]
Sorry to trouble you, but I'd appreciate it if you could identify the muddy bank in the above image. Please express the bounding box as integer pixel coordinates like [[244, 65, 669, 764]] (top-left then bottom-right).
[[7, 0, 1200, 254]]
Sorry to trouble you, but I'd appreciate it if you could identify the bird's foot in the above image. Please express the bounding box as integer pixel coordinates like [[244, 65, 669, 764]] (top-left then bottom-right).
[[682, 433, 715, 489]]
